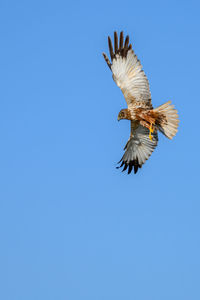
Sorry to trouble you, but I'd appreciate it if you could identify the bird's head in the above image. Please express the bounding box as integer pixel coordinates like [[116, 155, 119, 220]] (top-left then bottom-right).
[[117, 109, 131, 121]]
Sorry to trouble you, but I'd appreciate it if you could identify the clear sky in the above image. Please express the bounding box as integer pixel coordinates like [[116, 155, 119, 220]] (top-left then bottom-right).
[[1, 0, 200, 299]]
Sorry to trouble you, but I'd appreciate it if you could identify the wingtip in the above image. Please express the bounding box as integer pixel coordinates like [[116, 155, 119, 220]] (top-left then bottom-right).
[[134, 165, 139, 174]]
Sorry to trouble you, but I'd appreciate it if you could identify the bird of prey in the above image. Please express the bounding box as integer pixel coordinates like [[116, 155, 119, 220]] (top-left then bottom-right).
[[103, 31, 179, 174]]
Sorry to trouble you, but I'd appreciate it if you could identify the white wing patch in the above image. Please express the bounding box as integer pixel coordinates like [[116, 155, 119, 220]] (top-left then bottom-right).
[[111, 50, 151, 107]]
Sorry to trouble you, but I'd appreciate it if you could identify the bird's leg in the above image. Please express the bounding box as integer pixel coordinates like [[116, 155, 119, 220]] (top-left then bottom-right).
[[149, 123, 154, 141]]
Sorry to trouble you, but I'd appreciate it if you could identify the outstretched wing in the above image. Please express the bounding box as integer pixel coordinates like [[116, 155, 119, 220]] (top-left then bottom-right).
[[103, 31, 152, 108], [117, 121, 158, 174]]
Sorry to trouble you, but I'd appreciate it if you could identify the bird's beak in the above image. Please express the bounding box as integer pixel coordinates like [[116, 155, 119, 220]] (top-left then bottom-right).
[[117, 116, 120, 121]]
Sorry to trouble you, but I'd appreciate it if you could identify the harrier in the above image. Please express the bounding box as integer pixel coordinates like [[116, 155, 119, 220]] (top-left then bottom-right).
[[103, 31, 179, 174]]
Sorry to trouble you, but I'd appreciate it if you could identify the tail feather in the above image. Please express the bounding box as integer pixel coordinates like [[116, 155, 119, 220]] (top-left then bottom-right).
[[154, 101, 179, 139]]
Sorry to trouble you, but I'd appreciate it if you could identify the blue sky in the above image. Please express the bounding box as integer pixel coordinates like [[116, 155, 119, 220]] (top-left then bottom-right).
[[1, 0, 200, 299]]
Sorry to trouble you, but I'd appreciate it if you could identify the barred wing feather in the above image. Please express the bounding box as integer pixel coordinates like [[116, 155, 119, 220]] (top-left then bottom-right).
[[117, 122, 158, 174], [103, 31, 152, 108]]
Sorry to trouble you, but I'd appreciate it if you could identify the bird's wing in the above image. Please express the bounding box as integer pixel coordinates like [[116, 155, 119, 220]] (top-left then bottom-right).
[[117, 121, 158, 174], [103, 31, 152, 108]]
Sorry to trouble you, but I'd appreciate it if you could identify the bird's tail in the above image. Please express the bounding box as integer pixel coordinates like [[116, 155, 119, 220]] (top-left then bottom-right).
[[153, 101, 179, 139]]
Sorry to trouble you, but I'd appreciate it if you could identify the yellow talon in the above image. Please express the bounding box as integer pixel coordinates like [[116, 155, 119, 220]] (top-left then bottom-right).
[[149, 123, 154, 141]]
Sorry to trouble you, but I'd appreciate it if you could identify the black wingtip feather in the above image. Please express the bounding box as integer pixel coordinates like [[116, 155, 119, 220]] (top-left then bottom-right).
[[122, 164, 128, 172], [108, 36, 114, 60], [106, 31, 132, 63], [128, 164, 133, 174], [116, 161, 124, 169], [124, 35, 129, 48], [117, 157, 141, 175], [134, 164, 139, 174], [114, 31, 118, 53], [119, 31, 123, 49]]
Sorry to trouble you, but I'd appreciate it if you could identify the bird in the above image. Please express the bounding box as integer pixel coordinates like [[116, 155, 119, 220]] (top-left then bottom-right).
[[102, 31, 179, 174]]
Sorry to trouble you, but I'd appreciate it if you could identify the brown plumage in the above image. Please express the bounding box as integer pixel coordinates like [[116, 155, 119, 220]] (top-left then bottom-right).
[[103, 31, 179, 174]]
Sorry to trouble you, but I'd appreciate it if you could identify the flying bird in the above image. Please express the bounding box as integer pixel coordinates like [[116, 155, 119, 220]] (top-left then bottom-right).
[[103, 31, 179, 174]]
